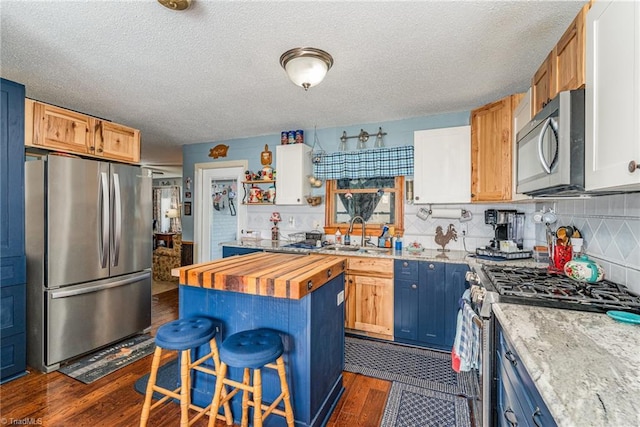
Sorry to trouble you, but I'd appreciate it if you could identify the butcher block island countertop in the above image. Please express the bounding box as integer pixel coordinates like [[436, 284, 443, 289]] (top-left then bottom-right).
[[172, 252, 347, 299]]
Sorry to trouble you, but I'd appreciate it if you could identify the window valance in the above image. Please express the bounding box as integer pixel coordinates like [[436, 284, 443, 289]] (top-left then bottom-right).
[[313, 146, 414, 180]]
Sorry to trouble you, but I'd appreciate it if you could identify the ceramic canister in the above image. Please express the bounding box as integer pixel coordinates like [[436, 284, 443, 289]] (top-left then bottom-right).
[[564, 255, 605, 283]]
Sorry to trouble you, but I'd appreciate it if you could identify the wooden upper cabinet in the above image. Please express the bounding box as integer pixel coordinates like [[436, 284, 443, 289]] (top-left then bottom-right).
[[531, 4, 589, 116], [471, 94, 522, 202], [554, 4, 587, 92], [531, 51, 554, 115], [96, 121, 140, 163], [28, 99, 94, 154], [25, 99, 140, 164]]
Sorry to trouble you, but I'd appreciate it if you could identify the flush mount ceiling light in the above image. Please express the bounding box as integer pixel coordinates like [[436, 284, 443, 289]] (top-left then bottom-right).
[[157, 0, 191, 11], [280, 47, 334, 91]]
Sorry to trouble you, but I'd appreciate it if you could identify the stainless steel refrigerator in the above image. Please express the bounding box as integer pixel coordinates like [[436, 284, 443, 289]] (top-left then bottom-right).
[[25, 154, 152, 372]]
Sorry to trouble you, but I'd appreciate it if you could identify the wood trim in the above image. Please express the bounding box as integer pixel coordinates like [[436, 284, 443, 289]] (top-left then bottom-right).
[[324, 176, 405, 236]]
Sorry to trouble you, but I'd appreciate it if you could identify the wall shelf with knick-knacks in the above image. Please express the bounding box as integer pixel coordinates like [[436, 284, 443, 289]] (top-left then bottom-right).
[[242, 179, 276, 205]]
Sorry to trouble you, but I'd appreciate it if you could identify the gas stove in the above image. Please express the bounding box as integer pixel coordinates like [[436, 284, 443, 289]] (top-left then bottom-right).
[[482, 265, 640, 314]]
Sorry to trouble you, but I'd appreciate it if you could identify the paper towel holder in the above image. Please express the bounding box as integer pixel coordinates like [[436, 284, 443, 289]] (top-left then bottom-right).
[[417, 206, 473, 222]]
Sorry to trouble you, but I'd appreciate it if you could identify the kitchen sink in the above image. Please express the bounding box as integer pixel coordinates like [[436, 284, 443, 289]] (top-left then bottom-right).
[[322, 245, 391, 254], [322, 245, 361, 252]]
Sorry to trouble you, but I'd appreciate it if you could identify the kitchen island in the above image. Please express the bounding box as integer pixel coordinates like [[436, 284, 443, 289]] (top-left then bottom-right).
[[173, 252, 347, 427], [493, 303, 640, 427]]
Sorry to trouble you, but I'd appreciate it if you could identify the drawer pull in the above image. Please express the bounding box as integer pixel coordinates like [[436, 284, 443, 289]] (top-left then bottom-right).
[[307, 280, 313, 290], [504, 408, 518, 426], [327, 268, 332, 278], [505, 350, 517, 366], [411, 284, 417, 289], [532, 408, 543, 427]]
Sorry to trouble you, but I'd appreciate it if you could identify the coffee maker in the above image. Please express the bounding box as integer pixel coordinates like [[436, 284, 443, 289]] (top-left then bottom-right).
[[484, 209, 525, 250]]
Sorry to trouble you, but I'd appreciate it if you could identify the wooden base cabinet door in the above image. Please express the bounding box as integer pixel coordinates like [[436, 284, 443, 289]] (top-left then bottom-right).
[[349, 274, 393, 338]]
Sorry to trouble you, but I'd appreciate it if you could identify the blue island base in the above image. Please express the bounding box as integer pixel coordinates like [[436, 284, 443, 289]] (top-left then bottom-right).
[[180, 273, 346, 427]]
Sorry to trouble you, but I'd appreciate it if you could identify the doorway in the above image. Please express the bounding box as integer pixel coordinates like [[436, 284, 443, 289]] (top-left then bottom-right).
[[194, 161, 248, 262]]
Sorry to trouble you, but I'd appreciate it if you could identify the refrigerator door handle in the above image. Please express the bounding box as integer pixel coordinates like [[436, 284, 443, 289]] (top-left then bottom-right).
[[49, 271, 151, 299], [112, 172, 122, 267], [100, 171, 110, 268]]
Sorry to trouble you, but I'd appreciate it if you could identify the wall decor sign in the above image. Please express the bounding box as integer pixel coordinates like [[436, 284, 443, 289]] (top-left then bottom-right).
[[184, 201, 192, 216], [185, 191, 192, 199], [209, 144, 229, 159]]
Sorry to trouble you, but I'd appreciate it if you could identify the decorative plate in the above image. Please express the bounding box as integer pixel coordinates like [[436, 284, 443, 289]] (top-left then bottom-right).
[[606, 311, 640, 325]]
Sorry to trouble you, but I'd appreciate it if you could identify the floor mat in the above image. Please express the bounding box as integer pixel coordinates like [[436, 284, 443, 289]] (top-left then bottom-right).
[[381, 382, 471, 427], [58, 334, 155, 384], [134, 359, 179, 401], [345, 336, 479, 397]]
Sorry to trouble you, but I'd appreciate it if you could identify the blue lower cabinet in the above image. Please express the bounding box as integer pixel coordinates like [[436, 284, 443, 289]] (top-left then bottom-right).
[[393, 279, 419, 341], [221, 246, 262, 257], [394, 260, 469, 351], [496, 322, 556, 427]]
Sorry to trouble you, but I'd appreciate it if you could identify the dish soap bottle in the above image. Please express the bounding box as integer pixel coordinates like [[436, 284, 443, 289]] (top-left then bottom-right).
[[335, 228, 342, 245], [344, 229, 351, 246]]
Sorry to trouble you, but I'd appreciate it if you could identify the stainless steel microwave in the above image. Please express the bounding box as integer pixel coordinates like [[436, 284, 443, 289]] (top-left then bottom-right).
[[516, 89, 585, 196]]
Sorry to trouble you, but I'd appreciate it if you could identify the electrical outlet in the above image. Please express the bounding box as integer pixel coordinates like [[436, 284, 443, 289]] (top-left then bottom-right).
[[337, 290, 344, 306], [289, 216, 295, 227]]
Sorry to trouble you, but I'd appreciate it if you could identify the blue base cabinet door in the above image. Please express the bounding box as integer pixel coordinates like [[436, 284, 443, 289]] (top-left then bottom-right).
[[0, 78, 26, 383], [418, 262, 446, 348], [394, 260, 469, 351]]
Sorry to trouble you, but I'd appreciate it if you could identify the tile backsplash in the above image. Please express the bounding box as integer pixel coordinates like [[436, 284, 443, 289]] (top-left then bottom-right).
[[244, 202, 537, 254], [535, 193, 640, 294]]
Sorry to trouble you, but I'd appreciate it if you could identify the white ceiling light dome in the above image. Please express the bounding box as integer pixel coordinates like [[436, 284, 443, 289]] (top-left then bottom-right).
[[280, 47, 334, 91]]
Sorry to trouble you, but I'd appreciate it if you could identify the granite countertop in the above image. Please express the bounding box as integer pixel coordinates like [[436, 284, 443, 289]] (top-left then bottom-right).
[[223, 239, 471, 263], [172, 252, 346, 299], [493, 303, 640, 427]]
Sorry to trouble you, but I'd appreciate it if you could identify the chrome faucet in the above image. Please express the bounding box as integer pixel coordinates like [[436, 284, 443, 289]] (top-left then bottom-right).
[[348, 215, 369, 247]]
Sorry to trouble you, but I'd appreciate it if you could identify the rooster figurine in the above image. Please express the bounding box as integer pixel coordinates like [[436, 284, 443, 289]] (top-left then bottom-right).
[[435, 224, 458, 252]]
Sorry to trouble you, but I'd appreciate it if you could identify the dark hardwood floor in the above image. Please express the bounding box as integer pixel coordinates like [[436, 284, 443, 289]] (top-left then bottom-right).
[[0, 288, 390, 426]]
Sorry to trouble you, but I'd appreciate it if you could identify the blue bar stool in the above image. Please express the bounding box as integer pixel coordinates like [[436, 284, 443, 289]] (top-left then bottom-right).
[[140, 317, 233, 427], [207, 328, 294, 427]]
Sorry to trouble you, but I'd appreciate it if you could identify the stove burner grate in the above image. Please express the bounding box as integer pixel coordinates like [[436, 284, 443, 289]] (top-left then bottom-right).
[[482, 265, 640, 314]]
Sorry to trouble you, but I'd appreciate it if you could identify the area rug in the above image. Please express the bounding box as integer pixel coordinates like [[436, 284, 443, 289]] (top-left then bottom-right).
[[59, 334, 155, 384], [380, 382, 471, 427], [345, 336, 478, 397], [134, 359, 179, 401]]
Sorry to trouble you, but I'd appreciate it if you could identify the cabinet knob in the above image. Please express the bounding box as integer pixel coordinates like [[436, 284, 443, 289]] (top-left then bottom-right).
[[415, 196, 419, 201], [403, 261, 409, 267], [629, 160, 639, 173], [428, 264, 435, 269], [411, 284, 417, 289]]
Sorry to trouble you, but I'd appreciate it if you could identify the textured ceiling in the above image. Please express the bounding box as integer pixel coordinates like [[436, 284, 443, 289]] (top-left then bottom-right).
[[0, 0, 586, 167]]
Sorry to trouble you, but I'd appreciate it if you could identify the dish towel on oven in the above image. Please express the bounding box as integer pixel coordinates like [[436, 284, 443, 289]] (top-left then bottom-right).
[[452, 290, 480, 372]]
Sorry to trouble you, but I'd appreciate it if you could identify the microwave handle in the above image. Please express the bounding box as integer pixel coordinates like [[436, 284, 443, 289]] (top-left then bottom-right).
[[537, 117, 559, 174]]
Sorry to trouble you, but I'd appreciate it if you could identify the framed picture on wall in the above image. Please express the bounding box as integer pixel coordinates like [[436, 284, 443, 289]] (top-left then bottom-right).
[[184, 202, 192, 216], [185, 191, 192, 199]]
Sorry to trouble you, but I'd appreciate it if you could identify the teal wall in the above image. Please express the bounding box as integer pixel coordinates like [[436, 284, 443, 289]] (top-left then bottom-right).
[[181, 111, 470, 240]]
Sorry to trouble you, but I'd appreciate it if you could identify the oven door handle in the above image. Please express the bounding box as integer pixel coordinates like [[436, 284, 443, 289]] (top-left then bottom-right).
[[504, 408, 518, 426]]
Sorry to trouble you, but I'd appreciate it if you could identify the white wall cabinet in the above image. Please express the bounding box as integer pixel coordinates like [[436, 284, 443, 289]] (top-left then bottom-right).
[[585, 0, 640, 191], [512, 89, 532, 201], [275, 143, 311, 205], [413, 126, 471, 204]]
